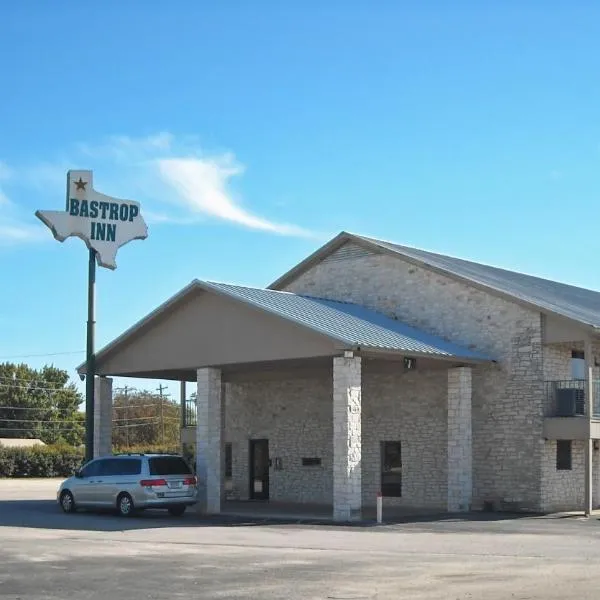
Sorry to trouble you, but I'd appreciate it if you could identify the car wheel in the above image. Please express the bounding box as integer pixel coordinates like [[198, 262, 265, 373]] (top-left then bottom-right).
[[168, 506, 186, 517], [59, 490, 76, 514], [116, 493, 135, 517]]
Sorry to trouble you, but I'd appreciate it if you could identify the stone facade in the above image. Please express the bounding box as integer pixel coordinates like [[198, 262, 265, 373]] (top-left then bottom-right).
[[447, 367, 472, 512], [332, 356, 362, 520], [361, 366, 448, 511], [196, 367, 222, 513], [225, 376, 333, 504], [541, 340, 600, 512], [93, 376, 113, 458], [281, 242, 545, 511], [223, 364, 450, 512], [185, 241, 597, 515]]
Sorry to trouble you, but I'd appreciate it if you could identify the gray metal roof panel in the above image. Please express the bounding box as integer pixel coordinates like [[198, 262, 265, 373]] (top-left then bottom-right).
[[355, 235, 600, 329], [202, 281, 491, 361]]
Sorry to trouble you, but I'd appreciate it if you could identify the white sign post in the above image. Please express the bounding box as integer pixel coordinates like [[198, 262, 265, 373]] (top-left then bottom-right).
[[35, 170, 148, 461]]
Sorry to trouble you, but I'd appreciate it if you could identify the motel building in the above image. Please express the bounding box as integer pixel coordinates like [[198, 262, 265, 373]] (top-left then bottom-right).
[[79, 231, 600, 521]]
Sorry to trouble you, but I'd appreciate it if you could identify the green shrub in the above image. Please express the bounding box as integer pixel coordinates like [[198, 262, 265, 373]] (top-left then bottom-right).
[[0, 444, 84, 478], [0, 442, 184, 478], [112, 444, 180, 455]]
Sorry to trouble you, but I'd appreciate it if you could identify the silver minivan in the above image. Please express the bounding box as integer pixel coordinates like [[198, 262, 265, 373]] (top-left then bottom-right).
[[57, 453, 197, 517]]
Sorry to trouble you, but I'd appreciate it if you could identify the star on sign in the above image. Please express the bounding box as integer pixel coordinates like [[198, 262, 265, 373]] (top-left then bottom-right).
[[74, 177, 87, 191]]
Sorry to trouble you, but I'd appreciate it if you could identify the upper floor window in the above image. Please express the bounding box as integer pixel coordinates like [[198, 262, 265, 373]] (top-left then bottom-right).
[[571, 350, 585, 380]]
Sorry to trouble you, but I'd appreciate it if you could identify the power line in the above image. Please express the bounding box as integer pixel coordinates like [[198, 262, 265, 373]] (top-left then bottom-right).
[[0, 383, 77, 393], [0, 350, 85, 359]]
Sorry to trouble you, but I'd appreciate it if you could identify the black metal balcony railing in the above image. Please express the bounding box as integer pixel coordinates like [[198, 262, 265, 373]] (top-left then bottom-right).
[[182, 398, 197, 427], [545, 380, 600, 419]]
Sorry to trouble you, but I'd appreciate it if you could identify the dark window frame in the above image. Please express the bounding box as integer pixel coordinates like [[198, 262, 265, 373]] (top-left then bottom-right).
[[301, 457, 322, 467], [381, 441, 402, 497], [556, 440, 572, 470], [225, 442, 232, 479]]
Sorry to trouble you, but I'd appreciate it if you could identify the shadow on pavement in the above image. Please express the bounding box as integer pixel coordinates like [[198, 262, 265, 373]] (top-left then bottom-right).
[[0, 498, 550, 533]]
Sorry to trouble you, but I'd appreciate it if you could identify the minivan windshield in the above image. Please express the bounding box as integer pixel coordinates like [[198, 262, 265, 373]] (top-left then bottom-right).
[[148, 456, 191, 476]]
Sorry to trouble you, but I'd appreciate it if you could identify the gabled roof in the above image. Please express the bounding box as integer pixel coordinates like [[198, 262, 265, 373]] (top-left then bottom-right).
[[269, 231, 600, 331], [202, 282, 490, 361], [79, 280, 491, 373]]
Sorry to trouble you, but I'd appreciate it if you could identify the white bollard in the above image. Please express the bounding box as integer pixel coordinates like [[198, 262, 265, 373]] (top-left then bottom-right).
[[376, 491, 383, 524]]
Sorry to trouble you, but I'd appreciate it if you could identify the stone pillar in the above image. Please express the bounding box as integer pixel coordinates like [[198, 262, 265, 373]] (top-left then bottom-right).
[[447, 367, 472, 512], [196, 367, 222, 514], [584, 337, 594, 516], [93, 376, 113, 458], [333, 355, 362, 521]]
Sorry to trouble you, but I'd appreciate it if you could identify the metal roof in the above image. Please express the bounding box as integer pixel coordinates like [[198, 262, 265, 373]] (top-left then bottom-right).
[[201, 280, 490, 361], [354, 234, 600, 329]]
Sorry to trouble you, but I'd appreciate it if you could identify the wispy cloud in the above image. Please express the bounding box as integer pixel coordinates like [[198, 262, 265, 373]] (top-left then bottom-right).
[[156, 156, 309, 235], [0, 162, 48, 245], [5, 133, 313, 239]]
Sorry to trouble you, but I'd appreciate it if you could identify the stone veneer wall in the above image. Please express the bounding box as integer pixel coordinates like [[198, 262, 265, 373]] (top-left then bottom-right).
[[224, 366, 448, 510], [280, 242, 545, 511], [225, 377, 333, 504], [541, 340, 600, 512], [362, 367, 448, 510]]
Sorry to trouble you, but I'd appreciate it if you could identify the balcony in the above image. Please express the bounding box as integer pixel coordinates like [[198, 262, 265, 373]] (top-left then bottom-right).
[[182, 398, 197, 427], [544, 380, 600, 440]]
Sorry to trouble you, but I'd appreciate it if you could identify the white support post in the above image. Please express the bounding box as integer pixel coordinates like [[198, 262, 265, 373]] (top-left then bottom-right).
[[376, 491, 383, 524], [93, 376, 113, 458], [585, 337, 594, 516], [196, 368, 222, 514], [333, 355, 362, 522], [447, 367, 472, 513]]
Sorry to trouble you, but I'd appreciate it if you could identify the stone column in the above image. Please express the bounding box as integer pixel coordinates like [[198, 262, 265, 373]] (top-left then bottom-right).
[[196, 367, 222, 514], [93, 376, 113, 458], [333, 355, 362, 521], [447, 367, 472, 512]]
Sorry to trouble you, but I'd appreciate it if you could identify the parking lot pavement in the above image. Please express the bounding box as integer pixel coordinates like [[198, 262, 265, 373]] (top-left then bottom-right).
[[2, 480, 600, 600]]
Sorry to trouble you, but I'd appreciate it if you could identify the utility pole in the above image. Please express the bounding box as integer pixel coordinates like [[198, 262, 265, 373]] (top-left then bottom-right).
[[122, 385, 130, 449], [156, 384, 170, 445]]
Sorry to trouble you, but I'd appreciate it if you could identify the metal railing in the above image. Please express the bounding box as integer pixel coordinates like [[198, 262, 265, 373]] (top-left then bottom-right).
[[182, 398, 197, 427], [545, 380, 600, 418]]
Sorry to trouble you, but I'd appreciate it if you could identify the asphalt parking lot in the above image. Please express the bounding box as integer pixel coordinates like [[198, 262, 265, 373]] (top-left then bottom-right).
[[2, 480, 600, 600]]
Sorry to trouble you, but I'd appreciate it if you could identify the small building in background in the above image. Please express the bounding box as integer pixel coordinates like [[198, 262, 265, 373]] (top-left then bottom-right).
[[0, 438, 46, 449]]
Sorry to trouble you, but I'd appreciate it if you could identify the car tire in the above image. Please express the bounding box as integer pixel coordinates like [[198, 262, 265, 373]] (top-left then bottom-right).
[[168, 506, 186, 517], [116, 493, 135, 517], [59, 490, 76, 514]]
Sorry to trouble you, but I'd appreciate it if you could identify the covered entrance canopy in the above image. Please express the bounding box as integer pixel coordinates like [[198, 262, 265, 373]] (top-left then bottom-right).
[[78, 280, 492, 521], [78, 279, 491, 380]]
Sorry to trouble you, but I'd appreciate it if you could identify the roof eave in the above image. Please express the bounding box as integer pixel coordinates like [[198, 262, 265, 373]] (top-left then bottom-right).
[[77, 279, 203, 374]]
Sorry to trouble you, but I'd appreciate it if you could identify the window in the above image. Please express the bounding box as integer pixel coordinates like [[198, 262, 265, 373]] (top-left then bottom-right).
[[225, 443, 232, 479], [571, 350, 585, 380], [100, 458, 141, 476], [148, 456, 191, 476], [556, 440, 572, 470], [80, 460, 102, 478], [381, 441, 402, 497], [301, 457, 321, 467]]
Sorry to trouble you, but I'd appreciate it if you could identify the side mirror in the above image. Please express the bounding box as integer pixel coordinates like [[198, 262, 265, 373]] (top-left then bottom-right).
[[75, 470, 83, 479]]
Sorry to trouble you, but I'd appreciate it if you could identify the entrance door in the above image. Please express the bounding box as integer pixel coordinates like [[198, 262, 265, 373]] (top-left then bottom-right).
[[249, 439, 269, 500]]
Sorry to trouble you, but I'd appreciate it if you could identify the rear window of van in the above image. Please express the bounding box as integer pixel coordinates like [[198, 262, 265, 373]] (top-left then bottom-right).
[[148, 456, 191, 476]]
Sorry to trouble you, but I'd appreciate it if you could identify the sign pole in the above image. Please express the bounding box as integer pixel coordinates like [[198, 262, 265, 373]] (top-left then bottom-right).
[[85, 247, 96, 462], [35, 169, 148, 464]]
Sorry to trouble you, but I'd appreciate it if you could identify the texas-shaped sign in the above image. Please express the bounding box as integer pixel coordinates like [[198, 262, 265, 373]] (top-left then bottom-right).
[[35, 170, 148, 270]]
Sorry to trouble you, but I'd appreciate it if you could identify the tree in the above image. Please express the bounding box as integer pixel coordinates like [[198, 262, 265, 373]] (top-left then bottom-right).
[[112, 388, 180, 448], [0, 362, 84, 446]]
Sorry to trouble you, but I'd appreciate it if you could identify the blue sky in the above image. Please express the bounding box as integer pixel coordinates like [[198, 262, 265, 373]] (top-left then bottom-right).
[[1, 2, 600, 399]]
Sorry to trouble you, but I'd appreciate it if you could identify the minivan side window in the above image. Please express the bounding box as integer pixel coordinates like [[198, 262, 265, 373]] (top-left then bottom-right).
[[80, 460, 102, 478], [100, 458, 142, 476]]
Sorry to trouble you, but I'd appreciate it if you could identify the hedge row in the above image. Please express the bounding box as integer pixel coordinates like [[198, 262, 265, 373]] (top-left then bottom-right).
[[0, 444, 182, 478], [0, 444, 84, 478]]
